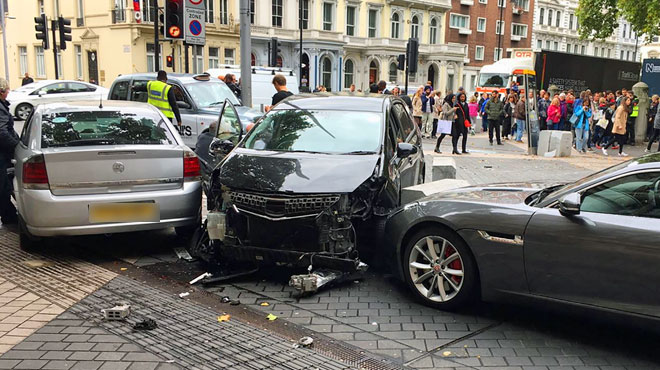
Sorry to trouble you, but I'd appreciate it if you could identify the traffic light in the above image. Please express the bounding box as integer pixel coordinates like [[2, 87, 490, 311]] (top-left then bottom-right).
[[269, 37, 281, 67], [164, 0, 184, 39], [397, 54, 405, 71], [159, 13, 165, 38], [34, 14, 49, 50], [166, 55, 173, 68], [407, 38, 419, 74], [58, 17, 72, 50]]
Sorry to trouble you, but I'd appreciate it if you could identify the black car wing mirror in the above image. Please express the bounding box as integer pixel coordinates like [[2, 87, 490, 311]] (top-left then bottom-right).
[[209, 137, 235, 157], [397, 142, 418, 159], [559, 192, 581, 216]]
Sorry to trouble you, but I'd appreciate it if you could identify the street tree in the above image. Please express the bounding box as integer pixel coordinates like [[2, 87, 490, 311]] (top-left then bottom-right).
[[576, 0, 660, 41]]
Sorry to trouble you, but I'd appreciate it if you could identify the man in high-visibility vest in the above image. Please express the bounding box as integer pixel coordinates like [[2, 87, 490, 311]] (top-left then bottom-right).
[[627, 96, 639, 145], [147, 70, 181, 126]]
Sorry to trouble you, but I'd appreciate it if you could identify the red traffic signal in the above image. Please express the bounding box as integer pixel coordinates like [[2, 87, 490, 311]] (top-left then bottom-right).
[[166, 55, 173, 68], [164, 0, 184, 39]]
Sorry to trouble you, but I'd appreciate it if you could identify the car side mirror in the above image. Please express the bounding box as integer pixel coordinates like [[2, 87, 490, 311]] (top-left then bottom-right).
[[559, 192, 581, 216], [397, 142, 418, 158], [209, 137, 235, 157], [38, 91, 46, 97], [177, 101, 191, 109]]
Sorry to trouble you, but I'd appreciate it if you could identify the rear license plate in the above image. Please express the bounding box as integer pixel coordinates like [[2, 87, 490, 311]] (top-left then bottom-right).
[[89, 203, 159, 223]]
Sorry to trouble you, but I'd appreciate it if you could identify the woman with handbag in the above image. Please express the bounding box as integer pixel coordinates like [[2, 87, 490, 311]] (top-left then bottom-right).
[[591, 98, 609, 147], [573, 100, 592, 153], [435, 94, 456, 153], [546, 97, 561, 130], [602, 97, 631, 157], [452, 93, 471, 155]]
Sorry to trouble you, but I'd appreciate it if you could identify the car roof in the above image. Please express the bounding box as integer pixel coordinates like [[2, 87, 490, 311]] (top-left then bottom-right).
[[274, 93, 398, 112], [113, 73, 213, 84], [16, 80, 97, 89], [38, 100, 160, 114]]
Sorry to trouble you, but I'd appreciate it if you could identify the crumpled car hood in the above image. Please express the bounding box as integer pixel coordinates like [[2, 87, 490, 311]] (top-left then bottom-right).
[[421, 182, 555, 205], [218, 148, 380, 193]]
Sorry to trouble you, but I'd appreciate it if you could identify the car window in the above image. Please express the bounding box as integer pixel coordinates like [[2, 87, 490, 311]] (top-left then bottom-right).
[[392, 103, 415, 142], [69, 82, 95, 93], [217, 103, 242, 145], [130, 80, 149, 102], [40, 109, 177, 147], [170, 84, 191, 105], [110, 81, 130, 100], [20, 111, 35, 146], [42, 83, 70, 94], [581, 172, 660, 219], [389, 108, 405, 145]]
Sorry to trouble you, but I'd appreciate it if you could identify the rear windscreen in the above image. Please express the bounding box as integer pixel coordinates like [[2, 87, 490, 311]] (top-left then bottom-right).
[[41, 110, 177, 148]]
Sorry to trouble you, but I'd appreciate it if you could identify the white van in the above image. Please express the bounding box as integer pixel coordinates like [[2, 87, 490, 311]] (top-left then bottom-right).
[[206, 66, 299, 108]]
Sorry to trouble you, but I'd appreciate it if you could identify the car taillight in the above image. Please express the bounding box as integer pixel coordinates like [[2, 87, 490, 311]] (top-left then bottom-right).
[[183, 151, 200, 180], [23, 155, 49, 189]]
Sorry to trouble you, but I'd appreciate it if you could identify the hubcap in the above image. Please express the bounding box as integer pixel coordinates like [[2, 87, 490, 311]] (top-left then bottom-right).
[[17, 105, 32, 120], [408, 236, 464, 302]]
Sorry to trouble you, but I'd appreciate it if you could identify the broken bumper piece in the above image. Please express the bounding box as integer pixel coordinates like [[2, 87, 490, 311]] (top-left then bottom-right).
[[289, 263, 368, 294]]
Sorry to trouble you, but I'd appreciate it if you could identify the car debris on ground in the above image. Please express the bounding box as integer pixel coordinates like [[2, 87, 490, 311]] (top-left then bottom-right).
[[174, 247, 195, 261], [293, 337, 314, 349], [132, 318, 158, 331], [101, 303, 131, 321]]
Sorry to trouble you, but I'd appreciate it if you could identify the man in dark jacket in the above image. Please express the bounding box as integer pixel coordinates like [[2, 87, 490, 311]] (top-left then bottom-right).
[[21, 73, 34, 86], [0, 78, 18, 224], [484, 90, 504, 145]]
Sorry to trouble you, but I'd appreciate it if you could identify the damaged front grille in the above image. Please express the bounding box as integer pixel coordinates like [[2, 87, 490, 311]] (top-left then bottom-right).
[[229, 191, 340, 219]]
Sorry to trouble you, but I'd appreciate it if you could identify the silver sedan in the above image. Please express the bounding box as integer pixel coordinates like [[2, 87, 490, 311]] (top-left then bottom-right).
[[13, 100, 202, 249]]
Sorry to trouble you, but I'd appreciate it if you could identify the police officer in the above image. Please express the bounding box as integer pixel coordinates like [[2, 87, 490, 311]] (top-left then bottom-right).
[[0, 78, 18, 224], [147, 70, 182, 126], [627, 96, 638, 145]]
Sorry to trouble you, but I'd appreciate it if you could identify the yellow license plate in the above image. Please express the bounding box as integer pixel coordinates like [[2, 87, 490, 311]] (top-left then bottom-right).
[[89, 203, 159, 223]]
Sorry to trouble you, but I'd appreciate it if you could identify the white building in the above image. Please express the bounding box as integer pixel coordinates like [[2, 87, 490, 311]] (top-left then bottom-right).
[[641, 36, 660, 60], [248, 0, 467, 93], [532, 0, 639, 61]]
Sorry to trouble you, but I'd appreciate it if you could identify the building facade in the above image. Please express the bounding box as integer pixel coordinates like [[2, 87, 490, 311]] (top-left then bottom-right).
[[250, 0, 467, 93], [532, 0, 639, 61], [1, 0, 241, 88], [444, 0, 535, 93]]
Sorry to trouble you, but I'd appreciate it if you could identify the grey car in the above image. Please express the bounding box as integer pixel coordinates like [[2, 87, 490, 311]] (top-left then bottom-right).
[[13, 101, 202, 249], [386, 154, 660, 319]]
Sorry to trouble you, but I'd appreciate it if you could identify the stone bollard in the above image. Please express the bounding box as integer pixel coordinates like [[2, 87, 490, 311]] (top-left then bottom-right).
[[548, 84, 560, 98], [633, 82, 649, 144]]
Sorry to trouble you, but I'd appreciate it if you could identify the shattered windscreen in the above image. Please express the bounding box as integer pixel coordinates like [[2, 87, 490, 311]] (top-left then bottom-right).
[[243, 109, 382, 154]]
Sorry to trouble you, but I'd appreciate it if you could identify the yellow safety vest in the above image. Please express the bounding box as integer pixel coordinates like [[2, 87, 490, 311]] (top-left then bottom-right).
[[630, 104, 639, 117], [147, 80, 174, 118]]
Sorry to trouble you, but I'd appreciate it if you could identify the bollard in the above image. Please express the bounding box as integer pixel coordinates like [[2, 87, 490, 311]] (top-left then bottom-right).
[[633, 82, 649, 144], [548, 84, 560, 99]]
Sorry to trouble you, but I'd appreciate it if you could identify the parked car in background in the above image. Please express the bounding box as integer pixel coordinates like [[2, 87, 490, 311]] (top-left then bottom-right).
[[386, 153, 660, 321], [8, 80, 108, 121], [192, 93, 425, 273], [107, 73, 262, 148], [13, 100, 202, 250]]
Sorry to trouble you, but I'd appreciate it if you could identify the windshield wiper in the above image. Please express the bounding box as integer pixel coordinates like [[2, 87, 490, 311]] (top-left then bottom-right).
[[342, 151, 377, 155], [65, 138, 116, 146], [208, 101, 225, 106], [531, 184, 565, 205]]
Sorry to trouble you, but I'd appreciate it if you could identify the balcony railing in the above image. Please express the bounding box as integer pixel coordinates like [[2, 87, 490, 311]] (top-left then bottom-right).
[[385, 0, 451, 11]]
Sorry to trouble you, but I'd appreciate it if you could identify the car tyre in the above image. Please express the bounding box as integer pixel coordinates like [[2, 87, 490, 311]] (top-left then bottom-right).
[[403, 227, 478, 310], [18, 216, 42, 252], [15, 103, 33, 121]]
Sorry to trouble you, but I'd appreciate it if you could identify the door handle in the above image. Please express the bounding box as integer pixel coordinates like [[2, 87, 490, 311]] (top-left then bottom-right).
[[10, 159, 16, 164], [408, 157, 413, 164]]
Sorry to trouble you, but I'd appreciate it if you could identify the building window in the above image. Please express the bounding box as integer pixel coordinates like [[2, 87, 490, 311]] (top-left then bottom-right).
[[537, 39, 542, 49], [391, 12, 401, 38], [539, 8, 544, 24], [518, 0, 529, 11], [496, 20, 504, 35], [272, 0, 283, 28], [346, 6, 356, 36], [477, 17, 486, 32], [323, 2, 333, 31], [581, 45, 586, 55], [224, 48, 235, 64], [205, 0, 214, 23], [479, 0, 487, 3], [113, 0, 125, 23], [546, 40, 551, 49], [77, 0, 84, 22], [607, 49, 611, 58], [449, 14, 469, 29], [220, 0, 228, 24], [388, 62, 397, 83], [553, 41, 558, 50], [569, 14, 574, 30], [594, 47, 599, 56], [497, 0, 505, 7], [494, 47, 502, 61], [35, 46, 45, 77], [250, 0, 255, 24], [38, 0, 44, 14], [141, 0, 155, 23], [447, 74, 454, 90], [368, 9, 378, 37], [600, 48, 605, 57], [18, 47, 28, 76], [321, 57, 332, 91], [574, 44, 579, 53], [193, 45, 204, 73], [627, 51, 631, 60], [301, 0, 309, 29], [344, 59, 354, 88], [566, 43, 571, 53], [410, 15, 420, 39], [475, 45, 484, 60], [75, 45, 83, 79], [555, 11, 561, 27], [56, 53, 63, 78], [209, 47, 219, 68], [622, 24, 626, 38], [511, 23, 527, 37], [147, 43, 156, 72], [429, 18, 438, 44], [547, 9, 553, 26]]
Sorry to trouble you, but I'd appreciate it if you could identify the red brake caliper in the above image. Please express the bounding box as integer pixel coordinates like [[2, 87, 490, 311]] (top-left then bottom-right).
[[445, 246, 462, 285]]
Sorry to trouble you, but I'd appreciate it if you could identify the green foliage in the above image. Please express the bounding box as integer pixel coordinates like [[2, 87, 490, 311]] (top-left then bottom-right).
[[576, 0, 660, 41]]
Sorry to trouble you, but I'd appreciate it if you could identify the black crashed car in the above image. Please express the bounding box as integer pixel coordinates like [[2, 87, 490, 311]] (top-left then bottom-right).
[[191, 93, 425, 272]]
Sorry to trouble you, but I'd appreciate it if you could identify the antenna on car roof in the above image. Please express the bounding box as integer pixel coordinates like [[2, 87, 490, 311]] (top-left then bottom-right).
[[99, 93, 103, 109]]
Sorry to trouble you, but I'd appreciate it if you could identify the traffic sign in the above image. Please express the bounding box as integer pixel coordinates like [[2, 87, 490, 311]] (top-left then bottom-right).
[[184, 0, 205, 45]]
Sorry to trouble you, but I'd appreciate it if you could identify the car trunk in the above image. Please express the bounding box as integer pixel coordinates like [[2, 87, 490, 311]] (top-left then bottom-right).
[[43, 145, 184, 196]]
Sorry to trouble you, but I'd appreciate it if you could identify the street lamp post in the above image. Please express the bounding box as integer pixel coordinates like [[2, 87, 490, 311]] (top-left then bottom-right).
[[299, 0, 303, 89], [0, 0, 8, 80]]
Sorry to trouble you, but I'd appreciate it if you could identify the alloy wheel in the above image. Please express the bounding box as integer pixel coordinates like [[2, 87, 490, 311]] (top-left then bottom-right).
[[408, 236, 464, 302], [16, 104, 33, 120]]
